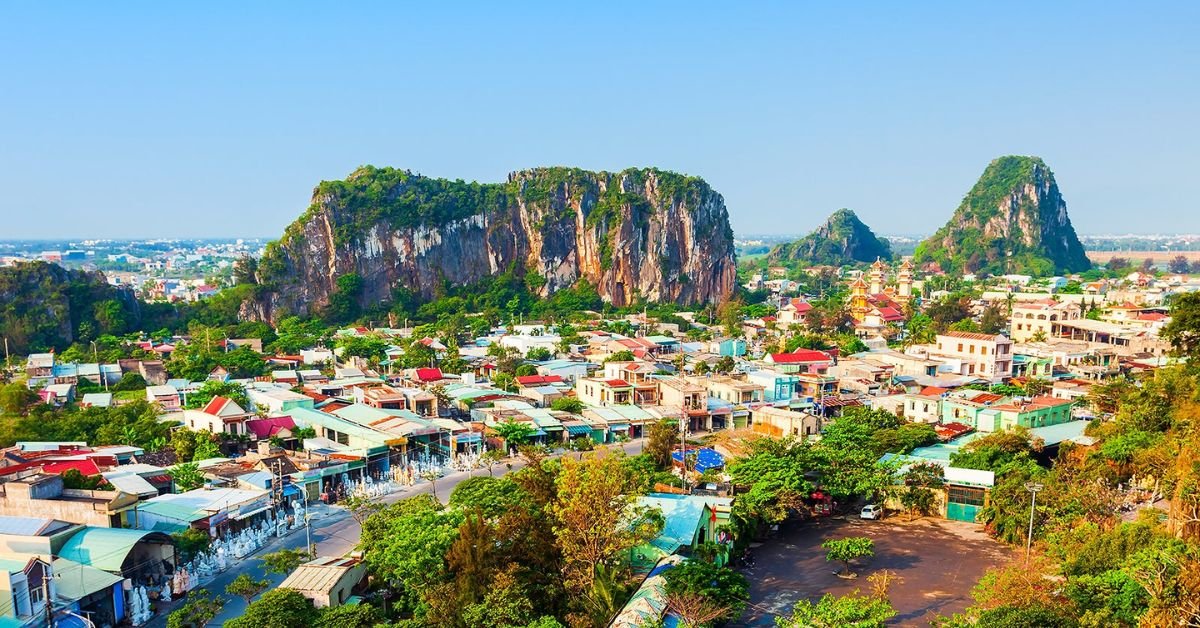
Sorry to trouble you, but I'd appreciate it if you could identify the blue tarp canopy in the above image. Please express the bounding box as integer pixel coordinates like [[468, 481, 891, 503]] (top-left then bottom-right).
[[671, 448, 725, 472], [563, 424, 592, 436]]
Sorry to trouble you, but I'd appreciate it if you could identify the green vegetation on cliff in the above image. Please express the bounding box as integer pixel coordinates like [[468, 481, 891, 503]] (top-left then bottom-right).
[[913, 156, 1090, 276], [768, 208, 892, 266], [284, 165, 711, 250], [0, 262, 143, 354]]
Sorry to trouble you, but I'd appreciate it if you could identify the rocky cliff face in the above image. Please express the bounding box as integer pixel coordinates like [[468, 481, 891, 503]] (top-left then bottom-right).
[[247, 166, 737, 322], [767, 208, 891, 266], [913, 156, 1090, 275]]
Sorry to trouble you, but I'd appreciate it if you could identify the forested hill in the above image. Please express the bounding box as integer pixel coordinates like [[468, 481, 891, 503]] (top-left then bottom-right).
[[913, 156, 1090, 276], [767, 208, 892, 266], [0, 261, 141, 354]]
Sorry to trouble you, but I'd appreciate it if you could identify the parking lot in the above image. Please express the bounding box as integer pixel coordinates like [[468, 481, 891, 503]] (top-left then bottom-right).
[[736, 516, 1012, 626]]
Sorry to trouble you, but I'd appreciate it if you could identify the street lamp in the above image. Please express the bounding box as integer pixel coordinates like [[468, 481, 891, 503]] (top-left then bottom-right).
[[1024, 482, 1044, 562]]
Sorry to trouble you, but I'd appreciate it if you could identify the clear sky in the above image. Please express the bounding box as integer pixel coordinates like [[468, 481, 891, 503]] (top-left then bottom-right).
[[2, 2, 1197, 239]]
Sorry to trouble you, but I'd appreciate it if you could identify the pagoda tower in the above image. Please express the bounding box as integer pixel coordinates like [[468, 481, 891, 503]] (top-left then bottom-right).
[[897, 259, 914, 304], [868, 257, 888, 295], [848, 275, 870, 323]]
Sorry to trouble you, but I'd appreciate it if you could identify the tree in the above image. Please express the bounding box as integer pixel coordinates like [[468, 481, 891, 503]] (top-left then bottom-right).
[[714, 356, 736, 373], [0, 383, 38, 416], [1106, 257, 1130, 271], [979, 303, 1008, 334], [225, 573, 269, 606], [719, 299, 744, 336], [111, 372, 147, 392], [663, 561, 749, 627], [172, 528, 212, 563], [1162, 291, 1200, 359], [340, 494, 383, 525], [169, 462, 205, 491], [167, 589, 225, 628], [493, 421, 536, 449], [550, 396, 584, 413], [776, 588, 896, 628], [448, 476, 528, 519], [192, 433, 221, 461], [603, 350, 635, 363], [360, 495, 463, 611], [224, 588, 318, 628], [261, 547, 313, 575], [323, 272, 363, 324], [551, 455, 662, 591], [184, 380, 250, 410], [526, 347, 553, 362], [314, 603, 383, 628], [646, 419, 680, 469], [1169, 254, 1192, 274], [823, 537, 874, 577]]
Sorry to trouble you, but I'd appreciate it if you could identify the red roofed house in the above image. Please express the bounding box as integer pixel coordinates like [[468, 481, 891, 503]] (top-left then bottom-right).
[[414, 368, 445, 383], [778, 298, 814, 328], [765, 349, 835, 375], [245, 416, 298, 441], [199, 396, 253, 436], [42, 459, 104, 478]]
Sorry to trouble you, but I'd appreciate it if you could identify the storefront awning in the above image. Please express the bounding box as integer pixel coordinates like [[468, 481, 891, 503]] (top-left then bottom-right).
[[233, 504, 271, 521], [564, 424, 592, 436]]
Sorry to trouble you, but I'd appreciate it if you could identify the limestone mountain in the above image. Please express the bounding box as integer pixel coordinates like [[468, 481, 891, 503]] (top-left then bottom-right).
[[767, 208, 892, 266], [913, 156, 1090, 275], [0, 261, 141, 353], [245, 166, 737, 322]]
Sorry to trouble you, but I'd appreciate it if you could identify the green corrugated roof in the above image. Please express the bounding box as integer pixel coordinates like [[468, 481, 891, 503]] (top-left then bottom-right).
[[52, 558, 123, 599], [59, 527, 170, 573]]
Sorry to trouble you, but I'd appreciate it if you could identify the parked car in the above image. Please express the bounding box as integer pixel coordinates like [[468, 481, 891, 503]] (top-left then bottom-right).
[[860, 504, 884, 520]]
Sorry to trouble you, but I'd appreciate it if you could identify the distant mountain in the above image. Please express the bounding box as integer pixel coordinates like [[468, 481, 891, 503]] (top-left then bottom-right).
[[767, 209, 892, 266], [913, 156, 1090, 275], [244, 166, 737, 322]]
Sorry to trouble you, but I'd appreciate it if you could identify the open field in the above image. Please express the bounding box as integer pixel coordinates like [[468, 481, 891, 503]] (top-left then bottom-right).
[[1087, 250, 1200, 264], [738, 516, 1011, 626]]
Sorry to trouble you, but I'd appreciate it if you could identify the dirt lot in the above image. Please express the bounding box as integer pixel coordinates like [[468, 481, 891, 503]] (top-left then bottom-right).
[[736, 516, 1011, 626]]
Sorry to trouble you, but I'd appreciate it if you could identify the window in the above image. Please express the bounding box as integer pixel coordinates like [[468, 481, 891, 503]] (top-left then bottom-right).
[[981, 346, 988, 356], [957, 343, 963, 352], [969, 345, 975, 354], [948, 485, 986, 506]]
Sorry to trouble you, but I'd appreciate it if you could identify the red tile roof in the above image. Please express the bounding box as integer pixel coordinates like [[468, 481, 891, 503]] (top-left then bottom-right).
[[769, 349, 833, 364], [43, 460, 103, 477], [415, 368, 444, 382], [245, 416, 297, 440], [918, 386, 950, 397], [202, 396, 231, 416], [876, 307, 905, 322], [603, 379, 632, 388]]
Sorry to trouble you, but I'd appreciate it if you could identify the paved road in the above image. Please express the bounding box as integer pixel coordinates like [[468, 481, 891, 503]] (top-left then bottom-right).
[[147, 438, 646, 626]]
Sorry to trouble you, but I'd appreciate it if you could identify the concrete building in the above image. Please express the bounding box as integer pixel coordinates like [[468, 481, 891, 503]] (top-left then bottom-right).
[[278, 556, 367, 608], [1010, 299, 1081, 342], [926, 332, 1013, 381]]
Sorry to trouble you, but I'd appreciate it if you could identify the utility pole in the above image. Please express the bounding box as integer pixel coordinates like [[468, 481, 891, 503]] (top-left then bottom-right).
[[1024, 482, 1043, 563], [42, 574, 52, 627]]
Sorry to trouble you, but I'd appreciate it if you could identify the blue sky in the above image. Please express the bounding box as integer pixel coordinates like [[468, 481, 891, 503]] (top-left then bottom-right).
[[1, 2, 1197, 239]]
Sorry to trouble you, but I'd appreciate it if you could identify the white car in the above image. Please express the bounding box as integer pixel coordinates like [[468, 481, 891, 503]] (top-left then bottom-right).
[[860, 504, 884, 520]]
